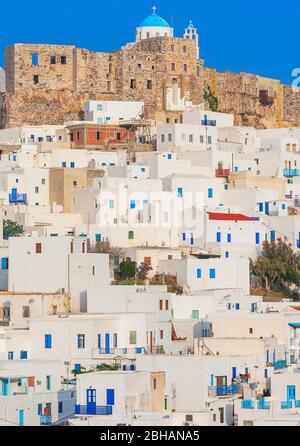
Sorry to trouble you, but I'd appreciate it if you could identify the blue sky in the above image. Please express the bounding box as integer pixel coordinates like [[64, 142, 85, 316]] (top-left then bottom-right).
[[1, 0, 299, 85]]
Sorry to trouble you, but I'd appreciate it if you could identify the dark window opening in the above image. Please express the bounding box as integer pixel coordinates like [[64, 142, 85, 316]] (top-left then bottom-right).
[[61, 55, 67, 64], [50, 55, 56, 64], [130, 79, 136, 89], [33, 75, 39, 85]]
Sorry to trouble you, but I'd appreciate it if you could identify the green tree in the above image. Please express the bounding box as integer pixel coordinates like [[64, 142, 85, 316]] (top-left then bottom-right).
[[203, 86, 218, 112], [251, 238, 300, 298], [119, 260, 137, 279], [3, 220, 23, 239]]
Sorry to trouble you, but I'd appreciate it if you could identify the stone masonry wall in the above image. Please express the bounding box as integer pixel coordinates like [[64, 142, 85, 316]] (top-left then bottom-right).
[[1, 39, 300, 129]]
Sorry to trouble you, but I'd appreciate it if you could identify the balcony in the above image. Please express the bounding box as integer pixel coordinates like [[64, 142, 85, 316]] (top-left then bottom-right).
[[40, 415, 52, 425], [281, 400, 293, 409], [8, 193, 27, 204], [0, 319, 9, 326], [289, 337, 300, 348], [92, 347, 148, 358], [273, 359, 287, 371], [241, 399, 270, 410], [208, 383, 241, 397], [75, 405, 112, 415], [215, 168, 230, 178], [257, 399, 271, 410], [283, 168, 300, 177], [241, 399, 254, 409]]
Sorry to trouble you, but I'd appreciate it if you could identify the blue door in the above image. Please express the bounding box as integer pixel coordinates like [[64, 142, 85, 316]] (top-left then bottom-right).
[[265, 202, 269, 215], [19, 409, 25, 426], [106, 389, 115, 405], [232, 367, 237, 380], [86, 388, 96, 414], [105, 334, 110, 354], [287, 385, 296, 401], [2, 379, 8, 396], [11, 188, 17, 201]]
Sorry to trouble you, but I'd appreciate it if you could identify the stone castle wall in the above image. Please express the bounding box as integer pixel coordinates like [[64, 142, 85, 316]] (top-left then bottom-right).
[[1, 39, 299, 129]]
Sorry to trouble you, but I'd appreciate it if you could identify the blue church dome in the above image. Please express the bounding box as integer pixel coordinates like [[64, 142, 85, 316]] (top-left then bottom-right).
[[139, 7, 170, 28]]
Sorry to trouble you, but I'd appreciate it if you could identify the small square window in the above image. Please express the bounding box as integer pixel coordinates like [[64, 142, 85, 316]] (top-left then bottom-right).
[[61, 56, 67, 64]]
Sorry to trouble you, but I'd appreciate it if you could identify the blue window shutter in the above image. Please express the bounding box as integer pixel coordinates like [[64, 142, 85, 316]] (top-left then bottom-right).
[[255, 232, 260, 244], [74, 363, 81, 372], [20, 351, 27, 359], [227, 233, 231, 243], [216, 232, 221, 242], [97, 334, 101, 349], [62, 162, 66, 168], [130, 200, 136, 209], [225, 251, 229, 258], [208, 188, 213, 198], [38, 404, 42, 415], [106, 389, 115, 405], [259, 202, 263, 212], [182, 233, 186, 241], [196, 268, 201, 279], [177, 187, 183, 198], [270, 231, 275, 242], [95, 233, 101, 242], [70, 162, 75, 168], [45, 334, 52, 349], [209, 268, 216, 279], [232, 367, 237, 379], [105, 334, 110, 353], [167, 153, 172, 160], [236, 303, 240, 310], [210, 374, 214, 386]]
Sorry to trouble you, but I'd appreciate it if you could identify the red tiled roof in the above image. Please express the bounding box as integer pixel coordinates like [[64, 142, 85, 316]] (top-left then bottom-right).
[[290, 306, 300, 311], [208, 212, 255, 221]]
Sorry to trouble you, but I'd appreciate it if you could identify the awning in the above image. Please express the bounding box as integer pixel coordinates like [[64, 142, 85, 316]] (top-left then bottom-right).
[[288, 323, 300, 328]]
